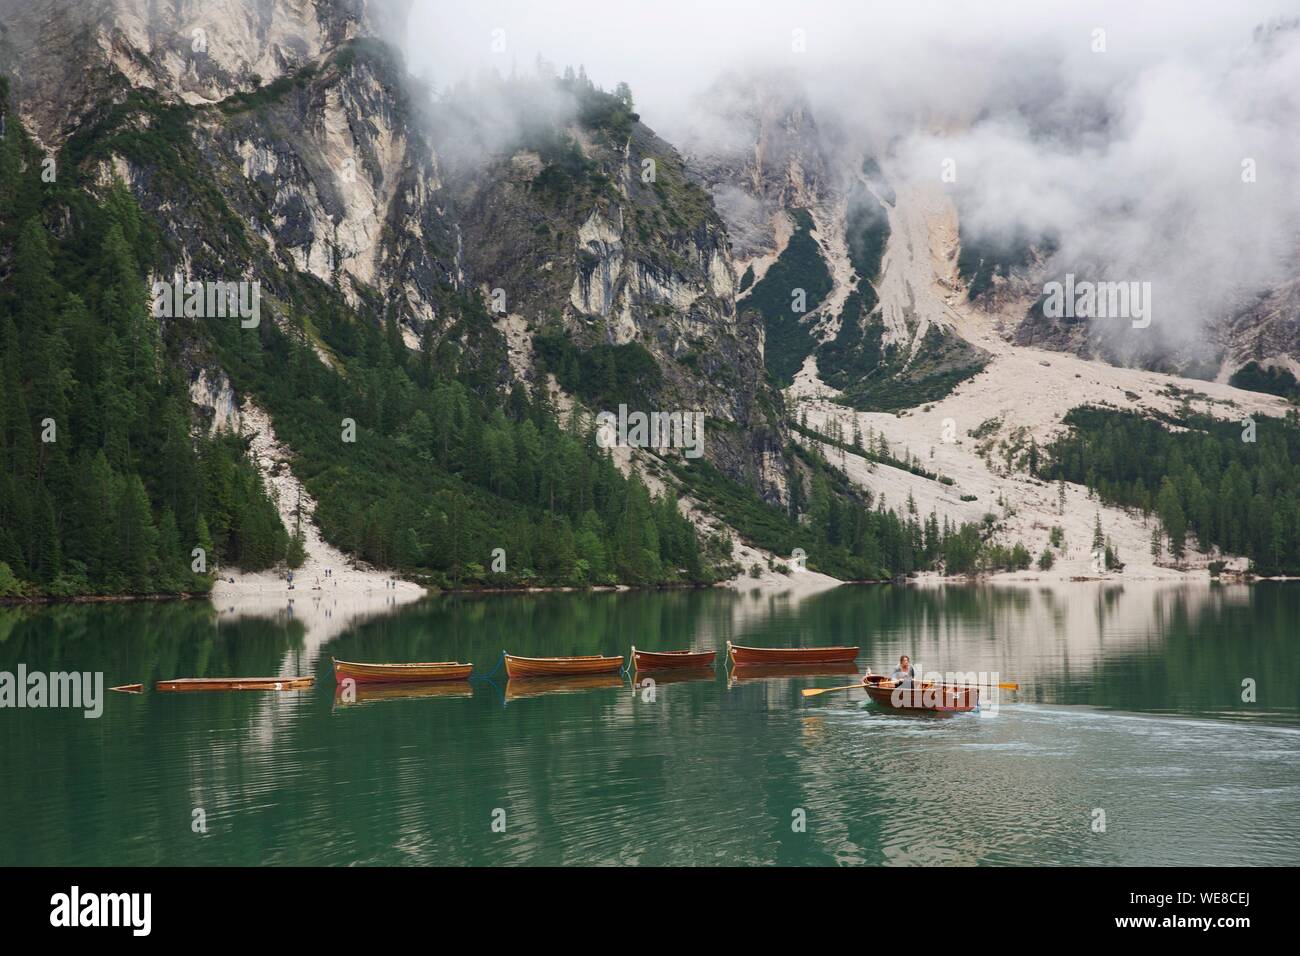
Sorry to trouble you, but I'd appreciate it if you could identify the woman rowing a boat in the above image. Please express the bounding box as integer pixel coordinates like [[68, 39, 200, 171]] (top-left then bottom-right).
[[865, 655, 916, 688]]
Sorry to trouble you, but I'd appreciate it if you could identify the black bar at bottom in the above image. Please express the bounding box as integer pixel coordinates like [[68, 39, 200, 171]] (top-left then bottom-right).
[[0, 866, 1270, 939]]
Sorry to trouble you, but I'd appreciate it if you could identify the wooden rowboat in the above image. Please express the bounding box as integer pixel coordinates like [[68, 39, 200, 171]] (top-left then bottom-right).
[[861, 674, 978, 713], [631, 646, 716, 671], [503, 652, 623, 678], [332, 658, 472, 684], [726, 641, 859, 666], [156, 676, 314, 692]]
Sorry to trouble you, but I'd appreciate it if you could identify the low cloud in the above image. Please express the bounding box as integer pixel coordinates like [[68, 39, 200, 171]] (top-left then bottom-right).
[[395, 1, 1300, 342]]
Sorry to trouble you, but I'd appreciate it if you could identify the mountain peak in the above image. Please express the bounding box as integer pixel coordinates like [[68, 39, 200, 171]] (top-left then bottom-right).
[[0, 0, 401, 143]]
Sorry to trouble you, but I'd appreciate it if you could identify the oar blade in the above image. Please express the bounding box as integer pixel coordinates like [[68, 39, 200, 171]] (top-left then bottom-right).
[[801, 682, 865, 698]]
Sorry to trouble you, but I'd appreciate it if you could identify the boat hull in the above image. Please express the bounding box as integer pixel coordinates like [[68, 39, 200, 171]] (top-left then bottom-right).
[[862, 676, 978, 713], [332, 658, 472, 684], [157, 677, 314, 692], [726, 642, 859, 666], [504, 653, 624, 678], [631, 647, 717, 670]]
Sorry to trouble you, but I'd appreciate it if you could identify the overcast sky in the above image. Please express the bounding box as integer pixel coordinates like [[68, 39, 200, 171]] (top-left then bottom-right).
[[399, 1, 1296, 130], [397, 1, 1300, 343]]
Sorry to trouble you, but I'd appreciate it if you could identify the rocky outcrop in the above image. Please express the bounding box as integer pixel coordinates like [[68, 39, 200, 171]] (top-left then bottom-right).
[[965, 213, 1300, 384], [569, 207, 625, 318], [682, 71, 839, 266], [443, 88, 791, 502], [202, 43, 456, 318], [3, 0, 795, 505], [0, 0, 404, 145], [684, 77, 987, 413], [188, 367, 242, 432], [1214, 268, 1300, 380]]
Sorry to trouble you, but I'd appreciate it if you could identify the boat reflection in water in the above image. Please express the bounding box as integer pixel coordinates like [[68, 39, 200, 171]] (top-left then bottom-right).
[[629, 666, 715, 689], [333, 680, 473, 709], [503, 673, 624, 701], [728, 662, 860, 688]]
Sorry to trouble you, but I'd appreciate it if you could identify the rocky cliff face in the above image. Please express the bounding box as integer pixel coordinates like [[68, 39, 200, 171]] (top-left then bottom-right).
[[681, 76, 988, 411], [1215, 268, 1300, 381], [2, 0, 445, 325], [969, 237, 1295, 382], [439, 79, 789, 501], [1, 0, 792, 504], [202, 40, 456, 321], [681, 72, 838, 266], [0, 0, 404, 144]]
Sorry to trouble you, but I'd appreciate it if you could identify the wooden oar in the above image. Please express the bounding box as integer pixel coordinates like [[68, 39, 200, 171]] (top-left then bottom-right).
[[798, 680, 936, 698], [801, 682, 870, 698], [802, 678, 1019, 698]]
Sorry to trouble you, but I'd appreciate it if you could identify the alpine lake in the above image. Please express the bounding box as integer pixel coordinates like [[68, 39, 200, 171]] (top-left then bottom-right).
[[2, 581, 1298, 866]]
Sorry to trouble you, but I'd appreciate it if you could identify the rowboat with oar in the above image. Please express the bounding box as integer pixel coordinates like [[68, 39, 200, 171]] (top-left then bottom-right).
[[631, 646, 716, 671], [503, 652, 624, 678], [332, 658, 472, 684], [861, 674, 978, 713], [726, 641, 859, 666], [156, 676, 314, 692]]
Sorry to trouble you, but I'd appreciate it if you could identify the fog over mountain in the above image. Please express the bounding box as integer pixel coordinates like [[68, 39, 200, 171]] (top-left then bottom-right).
[[397, 0, 1300, 345], [3, 0, 1300, 605]]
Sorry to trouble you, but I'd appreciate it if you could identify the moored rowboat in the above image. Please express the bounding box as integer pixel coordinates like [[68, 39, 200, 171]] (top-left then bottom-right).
[[726, 641, 859, 666], [861, 674, 977, 713], [503, 652, 623, 678], [332, 658, 472, 684], [156, 676, 314, 692], [631, 646, 716, 670]]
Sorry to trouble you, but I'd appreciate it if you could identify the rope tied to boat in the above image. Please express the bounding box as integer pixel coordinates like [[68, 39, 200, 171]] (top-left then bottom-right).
[[471, 651, 506, 682]]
